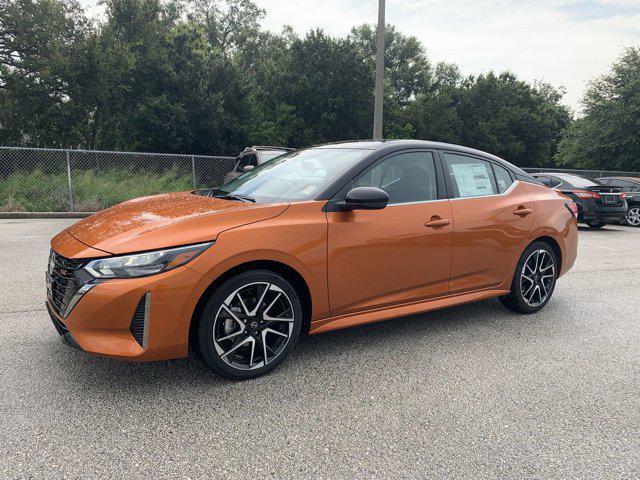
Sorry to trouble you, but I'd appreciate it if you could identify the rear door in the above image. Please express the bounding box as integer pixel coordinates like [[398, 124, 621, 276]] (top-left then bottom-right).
[[442, 152, 535, 293]]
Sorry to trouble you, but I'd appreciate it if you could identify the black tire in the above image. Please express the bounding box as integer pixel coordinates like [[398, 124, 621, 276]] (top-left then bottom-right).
[[499, 241, 558, 314], [626, 206, 640, 227], [586, 220, 606, 229], [197, 270, 302, 380]]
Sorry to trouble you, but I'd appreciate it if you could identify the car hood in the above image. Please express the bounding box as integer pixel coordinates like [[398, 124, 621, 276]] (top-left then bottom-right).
[[65, 191, 289, 255]]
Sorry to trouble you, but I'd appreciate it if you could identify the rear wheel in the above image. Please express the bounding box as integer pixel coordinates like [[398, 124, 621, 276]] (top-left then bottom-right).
[[499, 242, 557, 314], [198, 270, 302, 380], [626, 206, 640, 227], [586, 220, 606, 229]]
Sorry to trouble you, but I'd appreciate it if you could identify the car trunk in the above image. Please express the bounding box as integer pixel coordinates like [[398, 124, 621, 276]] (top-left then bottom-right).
[[587, 186, 625, 207]]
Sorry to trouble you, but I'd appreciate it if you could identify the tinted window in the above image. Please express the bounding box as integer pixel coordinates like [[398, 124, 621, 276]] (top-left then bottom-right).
[[535, 176, 553, 187], [535, 175, 562, 188], [444, 153, 496, 198], [355, 152, 437, 204], [493, 164, 514, 193]]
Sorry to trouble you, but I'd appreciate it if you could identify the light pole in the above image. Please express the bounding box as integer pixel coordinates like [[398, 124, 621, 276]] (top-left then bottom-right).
[[373, 0, 385, 140]]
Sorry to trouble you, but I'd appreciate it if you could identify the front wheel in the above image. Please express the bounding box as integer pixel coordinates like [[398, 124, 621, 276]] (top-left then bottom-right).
[[197, 270, 302, 380], [586, 220, 606, 229], [499, 242, 558, 314], [626, 206, 640, 227]]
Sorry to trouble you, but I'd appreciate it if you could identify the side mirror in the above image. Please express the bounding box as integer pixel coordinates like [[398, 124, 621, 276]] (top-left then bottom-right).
[[344, 187, 389, 210], [242, 165, 255, 172]]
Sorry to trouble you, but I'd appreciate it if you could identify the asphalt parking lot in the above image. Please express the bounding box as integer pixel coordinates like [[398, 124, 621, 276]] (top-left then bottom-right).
[[1, 219, 639, 479]]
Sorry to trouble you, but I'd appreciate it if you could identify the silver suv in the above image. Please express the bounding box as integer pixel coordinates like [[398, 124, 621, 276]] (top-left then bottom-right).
[[223, 146, 292, 184]]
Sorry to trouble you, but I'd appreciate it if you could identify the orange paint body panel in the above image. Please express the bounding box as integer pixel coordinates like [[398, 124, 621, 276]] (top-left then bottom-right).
[[448, 183, 535, 293], [327, 200, 453, 316], [46, 146, 578, 366]]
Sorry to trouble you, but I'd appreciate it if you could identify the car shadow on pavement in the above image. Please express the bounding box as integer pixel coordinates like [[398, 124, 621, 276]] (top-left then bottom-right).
[[51, 296, 544, 396]]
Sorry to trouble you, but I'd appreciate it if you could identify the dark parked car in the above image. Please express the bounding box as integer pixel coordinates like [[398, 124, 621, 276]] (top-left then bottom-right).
[[597, 177, 640, 227], [223, 146, 292, 184], [532, 173, 627, 229]]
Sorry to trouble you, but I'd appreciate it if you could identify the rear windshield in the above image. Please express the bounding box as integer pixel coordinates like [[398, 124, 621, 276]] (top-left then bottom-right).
[[559, 175, 602, 188]]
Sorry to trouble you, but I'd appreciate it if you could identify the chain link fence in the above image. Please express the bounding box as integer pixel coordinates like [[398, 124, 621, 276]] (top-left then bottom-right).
[[2, 146, 639, 212], [0, 146, 235, 212]]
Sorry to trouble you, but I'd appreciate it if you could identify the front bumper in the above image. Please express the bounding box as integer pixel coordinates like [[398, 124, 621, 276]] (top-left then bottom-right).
[[46, 264, 212, 361]]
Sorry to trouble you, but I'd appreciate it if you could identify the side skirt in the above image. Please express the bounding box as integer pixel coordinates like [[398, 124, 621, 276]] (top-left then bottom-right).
[[309, 288, 510, 334]]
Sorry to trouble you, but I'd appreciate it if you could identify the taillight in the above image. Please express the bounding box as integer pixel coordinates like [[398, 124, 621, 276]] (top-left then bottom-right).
[[621, 192, 626, 199], [565, 202, 578, 218], [572, 190, 600, 199]]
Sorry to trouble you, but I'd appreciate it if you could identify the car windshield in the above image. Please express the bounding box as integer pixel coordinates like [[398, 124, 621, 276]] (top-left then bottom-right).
[[260, 152, 286, 162], [215, 148, 369, 203]]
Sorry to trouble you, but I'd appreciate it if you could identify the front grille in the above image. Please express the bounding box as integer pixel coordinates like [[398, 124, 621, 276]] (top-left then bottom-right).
[[47, 250, 85, 316], [130, 293, 150, 348]]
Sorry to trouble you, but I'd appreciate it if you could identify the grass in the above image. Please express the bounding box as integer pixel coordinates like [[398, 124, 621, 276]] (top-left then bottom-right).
[[0, 167, 193, 212]]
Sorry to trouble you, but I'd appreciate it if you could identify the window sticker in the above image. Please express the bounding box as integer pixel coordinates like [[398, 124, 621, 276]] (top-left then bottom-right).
[[450, 163, 492, 197]]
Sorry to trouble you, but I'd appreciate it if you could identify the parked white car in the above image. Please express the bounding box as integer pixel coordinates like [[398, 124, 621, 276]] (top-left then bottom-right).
[[223, 146, 292, 184]]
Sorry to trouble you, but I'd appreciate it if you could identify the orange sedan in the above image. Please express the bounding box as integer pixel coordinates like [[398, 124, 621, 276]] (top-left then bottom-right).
[[47, 141, 578, 379]]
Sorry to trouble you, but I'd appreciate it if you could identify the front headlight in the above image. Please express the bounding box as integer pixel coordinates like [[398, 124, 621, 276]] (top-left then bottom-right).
[[84, 242, 212, 279]]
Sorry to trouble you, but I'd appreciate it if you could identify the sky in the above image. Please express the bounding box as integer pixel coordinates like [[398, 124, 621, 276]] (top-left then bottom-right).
[[83, 0, 640, 113]]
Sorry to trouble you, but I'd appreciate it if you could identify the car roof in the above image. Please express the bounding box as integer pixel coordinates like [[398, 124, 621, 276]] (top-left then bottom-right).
[[314, 139, 530, 174], [316, 139, 502, 158]]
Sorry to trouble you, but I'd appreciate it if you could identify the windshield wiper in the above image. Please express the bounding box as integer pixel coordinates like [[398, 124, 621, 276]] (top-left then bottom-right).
[[211, 193, 256, 203]]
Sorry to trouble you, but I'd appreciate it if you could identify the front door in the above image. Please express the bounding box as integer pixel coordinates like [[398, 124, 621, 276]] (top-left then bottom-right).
[[441, 152, 535, 293], [327, 151, 453, 317]]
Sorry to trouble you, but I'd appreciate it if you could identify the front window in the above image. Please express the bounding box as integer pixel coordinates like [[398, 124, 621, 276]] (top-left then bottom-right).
[[354, 152, 437, 204], [217, 148, 369, 203]]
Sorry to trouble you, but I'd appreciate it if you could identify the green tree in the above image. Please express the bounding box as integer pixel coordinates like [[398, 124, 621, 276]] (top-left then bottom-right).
[[281, 29, 373, 146], [402, 62, 463, 143], [455, 72, 570, 166], [556, 47, 640, 171], [0, 0, 92, 146]]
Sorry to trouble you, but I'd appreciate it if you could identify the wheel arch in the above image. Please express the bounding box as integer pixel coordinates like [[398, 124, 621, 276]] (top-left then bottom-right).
[[529, 235, 562, 275], [189, 260, 313, 355]]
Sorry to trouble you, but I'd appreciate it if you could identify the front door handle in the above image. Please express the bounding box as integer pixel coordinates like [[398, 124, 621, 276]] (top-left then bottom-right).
[[513, 207, 533, 217], [425, 217, 451, 228]]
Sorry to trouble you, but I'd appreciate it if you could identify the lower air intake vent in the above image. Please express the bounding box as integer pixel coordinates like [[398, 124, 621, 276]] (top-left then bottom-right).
[[130, 293, 150, 349]]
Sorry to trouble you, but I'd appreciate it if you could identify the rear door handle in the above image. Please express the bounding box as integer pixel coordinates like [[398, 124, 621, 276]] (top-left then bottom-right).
[[513, 207, 533, 217], [424, 218, 451, 228]]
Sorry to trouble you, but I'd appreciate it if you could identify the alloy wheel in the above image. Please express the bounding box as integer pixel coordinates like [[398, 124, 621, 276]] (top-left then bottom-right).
[[212, 282, 295, 371], [520, 249, 556, 307], [627, 207, 640, 227]]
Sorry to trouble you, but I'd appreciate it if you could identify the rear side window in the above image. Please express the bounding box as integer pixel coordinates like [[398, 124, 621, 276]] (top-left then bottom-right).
[[493, 164, 514, 193], [354, 151, 437, 204], [443, 153, 497, 198], [536, 176, 561, 188]]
